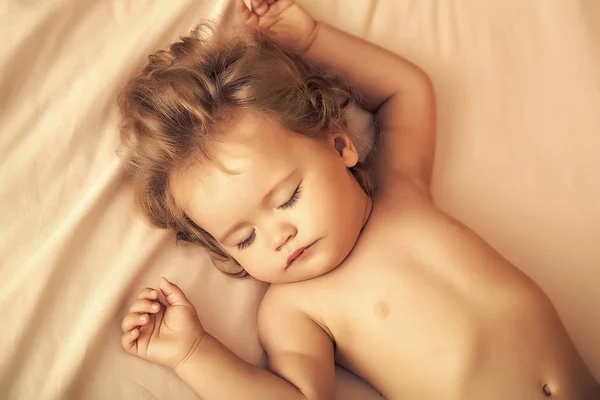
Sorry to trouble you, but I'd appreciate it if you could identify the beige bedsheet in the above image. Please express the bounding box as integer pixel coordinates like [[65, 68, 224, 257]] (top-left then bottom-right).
[[1, 0, 599, 399]]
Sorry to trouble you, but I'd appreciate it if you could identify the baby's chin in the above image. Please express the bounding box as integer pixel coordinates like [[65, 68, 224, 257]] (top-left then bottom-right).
[[314, 233, 362, 276], [266, 251, 349, 285]]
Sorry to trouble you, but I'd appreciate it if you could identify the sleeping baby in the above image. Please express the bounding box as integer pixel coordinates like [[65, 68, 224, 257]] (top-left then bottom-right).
[[118, 0, 600, 398]]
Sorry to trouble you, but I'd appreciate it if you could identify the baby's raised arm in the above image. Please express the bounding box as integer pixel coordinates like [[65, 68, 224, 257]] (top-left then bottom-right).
[[306, 21, 436, 194], [239, 0, 436, 194]]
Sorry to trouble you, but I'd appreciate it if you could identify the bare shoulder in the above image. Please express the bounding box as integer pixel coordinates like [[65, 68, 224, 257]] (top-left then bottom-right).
[[258, 283, 296, 324], [257, 283, 328, 346], [259, 283, 301, 316]]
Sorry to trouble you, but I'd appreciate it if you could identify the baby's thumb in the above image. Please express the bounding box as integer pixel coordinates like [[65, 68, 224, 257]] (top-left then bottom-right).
[[159, 277, 192, 307]]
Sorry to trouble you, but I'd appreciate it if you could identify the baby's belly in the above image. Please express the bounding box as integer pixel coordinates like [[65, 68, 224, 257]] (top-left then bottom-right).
[[320, 213, 598, 399]]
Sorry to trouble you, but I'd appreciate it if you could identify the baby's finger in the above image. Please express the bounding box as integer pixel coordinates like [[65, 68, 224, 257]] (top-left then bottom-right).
[[121, 328, 139, 353], [138, 287, 159, 300], [121, 313, 150, 333], [128, 298, 161, 314], [237, 0, 251, 12], [236, 0, 257, 26], [159, 277, 192, 307], [251, 0, 269, 16], [260, 0, 292, 16]]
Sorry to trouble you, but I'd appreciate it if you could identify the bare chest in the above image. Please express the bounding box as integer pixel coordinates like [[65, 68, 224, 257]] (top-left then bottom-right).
[[312, 234, 496, 388], [297, 203, 560, 398]]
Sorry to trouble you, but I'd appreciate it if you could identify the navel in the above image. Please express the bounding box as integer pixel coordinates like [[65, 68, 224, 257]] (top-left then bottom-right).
[[374, 301, 390, 320], [542, 383, 552, 397]]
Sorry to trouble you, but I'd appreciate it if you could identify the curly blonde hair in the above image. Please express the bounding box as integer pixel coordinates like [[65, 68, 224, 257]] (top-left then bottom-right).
[[118, 24, 375, 276]]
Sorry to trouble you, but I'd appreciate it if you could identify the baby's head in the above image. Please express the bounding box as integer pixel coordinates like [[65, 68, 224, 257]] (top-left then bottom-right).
[[118, 25, 375, 283]]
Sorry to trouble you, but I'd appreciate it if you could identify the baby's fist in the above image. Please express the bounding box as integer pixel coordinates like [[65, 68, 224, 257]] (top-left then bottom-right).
[[121, 278, 204, 370], [237, 0, 318, 53]]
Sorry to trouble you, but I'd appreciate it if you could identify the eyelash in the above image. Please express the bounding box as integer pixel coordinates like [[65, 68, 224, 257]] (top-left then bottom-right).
[[236, 230, 255, 250], [278, 185, 302, 210], [236, 185, 303, 251]]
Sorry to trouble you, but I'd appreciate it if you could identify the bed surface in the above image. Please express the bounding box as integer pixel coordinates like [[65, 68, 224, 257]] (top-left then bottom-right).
[[1, 0, 599, 398]]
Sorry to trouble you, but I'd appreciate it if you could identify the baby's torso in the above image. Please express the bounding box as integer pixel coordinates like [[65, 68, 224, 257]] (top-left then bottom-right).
[[281, 185, 598, 400]]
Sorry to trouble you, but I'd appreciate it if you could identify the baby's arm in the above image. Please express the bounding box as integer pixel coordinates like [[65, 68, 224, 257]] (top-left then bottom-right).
[[306, 23, 436, 192], [121, 280, 333, 400], [174, 289, 335, 400], [241, 0, 435, 194], [239, 0, 436, 192]]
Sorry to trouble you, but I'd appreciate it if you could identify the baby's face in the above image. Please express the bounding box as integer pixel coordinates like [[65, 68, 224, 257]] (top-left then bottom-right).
[[171, 110, 371, 283]]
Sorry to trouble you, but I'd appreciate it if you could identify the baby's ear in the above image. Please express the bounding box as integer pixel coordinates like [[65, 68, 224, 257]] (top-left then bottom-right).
[[329, 132, 359, 168], [209, 251, 246, 277]]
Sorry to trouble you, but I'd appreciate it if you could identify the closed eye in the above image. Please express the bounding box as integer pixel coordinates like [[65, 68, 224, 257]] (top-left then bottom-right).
[[236, 230, 255, 250], [278, 185, 302, 210], [236, 185, 301, 251]]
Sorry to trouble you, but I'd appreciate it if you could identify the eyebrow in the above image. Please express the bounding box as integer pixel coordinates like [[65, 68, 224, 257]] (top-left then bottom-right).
[[219, 169, 298, 243]]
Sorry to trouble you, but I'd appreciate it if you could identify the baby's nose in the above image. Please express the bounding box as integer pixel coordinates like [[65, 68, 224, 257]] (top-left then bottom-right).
[[273, 224, 297, 251]]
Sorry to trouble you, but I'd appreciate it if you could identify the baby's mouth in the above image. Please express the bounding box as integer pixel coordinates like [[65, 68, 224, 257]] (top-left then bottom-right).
[[286, 241, 317, 267]]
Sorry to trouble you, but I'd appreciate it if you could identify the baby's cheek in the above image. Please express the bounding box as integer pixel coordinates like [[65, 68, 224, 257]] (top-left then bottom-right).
[[245, 251, 275, 280], [302, 167, 349, 229], [300, 187, 331, 230]]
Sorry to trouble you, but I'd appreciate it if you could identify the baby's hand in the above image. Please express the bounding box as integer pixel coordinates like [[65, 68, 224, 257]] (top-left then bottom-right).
[[237, 0, 318, 52], [120, 278, 204, 370]]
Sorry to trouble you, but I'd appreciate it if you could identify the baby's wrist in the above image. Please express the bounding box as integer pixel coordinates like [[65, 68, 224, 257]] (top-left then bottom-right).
[[174, 331, 209, 372], [301, 20, 320, 54]]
